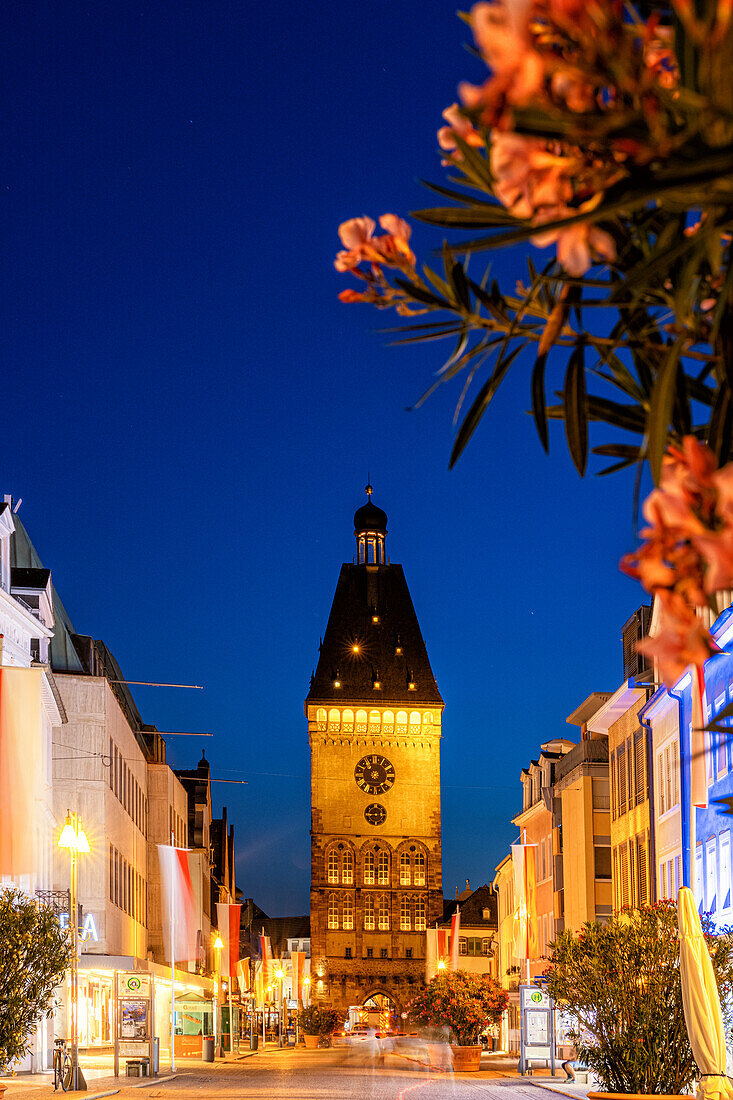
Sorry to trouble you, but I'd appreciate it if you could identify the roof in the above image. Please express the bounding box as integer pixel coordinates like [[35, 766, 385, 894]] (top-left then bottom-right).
[[306, 562, 442, 705], [442, 884, 498, 929], [567, 692, 613, 727], [258, 915, 310, 957], [11, 566, 51, 590]]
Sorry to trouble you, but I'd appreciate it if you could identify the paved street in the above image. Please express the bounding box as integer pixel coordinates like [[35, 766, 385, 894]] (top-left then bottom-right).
[[107, 1049, 576, 1100]]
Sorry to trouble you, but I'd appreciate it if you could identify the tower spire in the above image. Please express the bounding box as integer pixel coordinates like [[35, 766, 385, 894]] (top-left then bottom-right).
[[354, 487, 387, 565]]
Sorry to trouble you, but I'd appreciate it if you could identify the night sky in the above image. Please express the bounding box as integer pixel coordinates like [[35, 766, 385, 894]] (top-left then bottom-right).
[[3, 1, 643, 915]]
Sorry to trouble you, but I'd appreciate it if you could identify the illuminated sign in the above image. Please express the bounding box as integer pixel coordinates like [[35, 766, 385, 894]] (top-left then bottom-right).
[[59, 911, 99, 943]]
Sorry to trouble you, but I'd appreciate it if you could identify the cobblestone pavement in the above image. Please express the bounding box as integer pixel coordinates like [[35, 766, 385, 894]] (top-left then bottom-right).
[[111, 1049, 576, 1100], [3, 1049, 584, 1100]]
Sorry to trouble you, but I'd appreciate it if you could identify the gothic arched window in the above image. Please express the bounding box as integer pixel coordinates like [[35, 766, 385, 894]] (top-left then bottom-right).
[[342, 849, 354, 885], [414, 851, 426, 886], [364, 895, 375, 930], [343, 895, 354, 930], [400, 851, 411, 886], [363, 850, 375, 885], [327, 850, 338, 884], [415, 896, 426, 931], [378, 895, 390, 930], [377, 850, 390, 885], [328, 895, 338, 929], [400, 896, 411, 931]]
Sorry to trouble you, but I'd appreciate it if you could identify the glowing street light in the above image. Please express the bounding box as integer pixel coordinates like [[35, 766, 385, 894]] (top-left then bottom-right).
[[58, 811, 90, 1091], [302, 974, 311, 1007], [213, 936, 223, 1056], [274, 965, 285, 1047]]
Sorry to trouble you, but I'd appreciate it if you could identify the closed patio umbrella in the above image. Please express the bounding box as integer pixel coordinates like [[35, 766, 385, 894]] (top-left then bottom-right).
[[678, 886, 733, 1100]]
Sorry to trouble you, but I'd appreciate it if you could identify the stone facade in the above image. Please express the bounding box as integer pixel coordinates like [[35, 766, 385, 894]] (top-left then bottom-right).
[[306, 492, 444, 1016]]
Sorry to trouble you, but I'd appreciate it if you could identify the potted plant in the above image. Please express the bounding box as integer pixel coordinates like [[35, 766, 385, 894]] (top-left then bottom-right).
[[0, 888, 74, 1091], [297, 1006, 342, 1050], [407, 971, 508, 1071], [545, 902, 733, 1097]]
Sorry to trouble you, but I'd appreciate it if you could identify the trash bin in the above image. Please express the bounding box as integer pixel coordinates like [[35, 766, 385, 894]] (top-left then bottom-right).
[[249, 1030, 258, 1051], [202, 1037, 215, 1062]]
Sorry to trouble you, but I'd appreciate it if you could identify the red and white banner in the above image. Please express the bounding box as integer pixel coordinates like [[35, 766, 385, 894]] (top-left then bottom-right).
[[216, 902, 241, 978], [254, 960, 264, 1006], [236, 959, 249, 995], [157, 845, 198, 964], [450, 907, 461, 971], [260, 932, 273, 989], [691, 666, 709, 809], [425, 928, 450, 982], [512, 842, 539, 960], [291, 950, 306, 1001], [0, 667, 42, 875]]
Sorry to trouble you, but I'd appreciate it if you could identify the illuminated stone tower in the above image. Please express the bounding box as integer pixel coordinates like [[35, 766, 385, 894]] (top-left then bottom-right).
[[305, 488, 444, 1018]]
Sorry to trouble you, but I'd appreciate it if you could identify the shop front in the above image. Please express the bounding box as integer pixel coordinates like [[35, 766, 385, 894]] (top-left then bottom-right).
[[73, 956, 214, 1070]]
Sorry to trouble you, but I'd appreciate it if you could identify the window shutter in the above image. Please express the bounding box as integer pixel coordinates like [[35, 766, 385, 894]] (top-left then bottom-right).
[[637, 838, 648, 905], [634, 733, 645, 805]]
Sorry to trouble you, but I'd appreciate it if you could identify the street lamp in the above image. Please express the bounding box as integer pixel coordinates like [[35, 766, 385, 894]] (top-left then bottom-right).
[[302, 974, 310, 1007], [58, 810, 90, 1092], [213, 936, 223, 1057], [275, 965, 285, 1048]]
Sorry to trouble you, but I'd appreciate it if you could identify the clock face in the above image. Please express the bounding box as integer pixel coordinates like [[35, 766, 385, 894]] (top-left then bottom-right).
[[354, 754, 395, 795], [364, 803, 387, 826]]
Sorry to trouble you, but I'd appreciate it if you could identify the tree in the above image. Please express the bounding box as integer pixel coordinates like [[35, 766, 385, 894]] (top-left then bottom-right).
[[406, 970, 508, 1046], [545, 902, 733, 1095], [335, 0, 733, 484], [0, 887, 74, 1070]]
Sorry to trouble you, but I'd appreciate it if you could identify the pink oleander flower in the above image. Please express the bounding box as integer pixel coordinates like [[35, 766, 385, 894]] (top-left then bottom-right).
[[489, 132, 574, 219], [621, 437, 733, 687], [531, 204, 616, 276], [459, 0, 545, 119], [334, 214, 415, 274], [437, 103, 484, 164]]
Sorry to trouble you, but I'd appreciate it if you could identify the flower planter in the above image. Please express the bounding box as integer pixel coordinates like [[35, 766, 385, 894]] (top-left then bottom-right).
[[303, 1033, 320, 1049], [588, 1093, 686, 1099], [451, 1045, 482, 1071]]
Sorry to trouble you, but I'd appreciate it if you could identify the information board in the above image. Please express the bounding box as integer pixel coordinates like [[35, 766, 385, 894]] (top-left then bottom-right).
[[114, 971, 156, 1078], [519, 984, 555, 1075]]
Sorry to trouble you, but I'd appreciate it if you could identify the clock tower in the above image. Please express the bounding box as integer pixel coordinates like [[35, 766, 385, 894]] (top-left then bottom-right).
[[305, 489, 444, 1018]]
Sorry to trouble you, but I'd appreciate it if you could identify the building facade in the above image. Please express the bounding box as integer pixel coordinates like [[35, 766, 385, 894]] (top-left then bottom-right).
[[306, 491, 444, 1017]]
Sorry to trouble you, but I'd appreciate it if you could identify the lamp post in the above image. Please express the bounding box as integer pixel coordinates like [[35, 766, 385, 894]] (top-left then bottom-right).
[[58, 810, 90, 1092], [302, 974, 310, 1007], [213, 936, 223, 1057], [275, 965, 285, 1048]]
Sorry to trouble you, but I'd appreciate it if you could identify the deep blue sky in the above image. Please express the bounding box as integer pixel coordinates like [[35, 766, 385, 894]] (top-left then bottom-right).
[[3, 1, 643, 915]]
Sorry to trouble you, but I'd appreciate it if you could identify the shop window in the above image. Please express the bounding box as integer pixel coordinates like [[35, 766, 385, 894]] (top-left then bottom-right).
[[400, 896, 411, 931], [364, 850, 375, 885], [343, 896, 354, 930], [415, 897, 426, 931], [400, 852, 411, 886], [414, 851, 425, 885], [342, 849, 353, 885]]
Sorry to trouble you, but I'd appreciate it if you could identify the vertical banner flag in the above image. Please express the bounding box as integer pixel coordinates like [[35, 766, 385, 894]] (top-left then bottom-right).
[[254, 960, 264, 1007], [157, 845, 199, 963], [691, 666, 709, 809], [216, 902, 242, 978], [291, 950, 305, 1002], [425, 928, 450, 982], [449, 907, 461, 971], [236, 959, 248, 995], [0, 667, 42, 875], [260, 932, 273, 989], [511, 843, 539, 960]]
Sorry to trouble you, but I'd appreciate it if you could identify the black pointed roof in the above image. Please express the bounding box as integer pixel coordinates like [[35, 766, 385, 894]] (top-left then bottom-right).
[[306, 561, 443, 706]]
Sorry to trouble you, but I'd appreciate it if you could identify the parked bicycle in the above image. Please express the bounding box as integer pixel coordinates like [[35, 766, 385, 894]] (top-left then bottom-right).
[[52, 1038, 73, 1092]]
